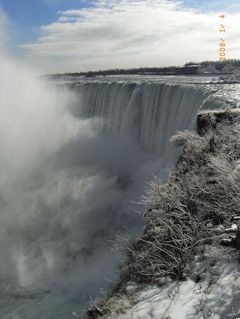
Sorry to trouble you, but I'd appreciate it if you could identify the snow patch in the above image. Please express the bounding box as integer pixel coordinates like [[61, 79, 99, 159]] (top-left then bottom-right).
[[107, 253, 240, 319]]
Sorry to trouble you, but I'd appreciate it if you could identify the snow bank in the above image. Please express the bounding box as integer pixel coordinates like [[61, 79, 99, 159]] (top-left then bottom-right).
[[107, 250, 240, 319]]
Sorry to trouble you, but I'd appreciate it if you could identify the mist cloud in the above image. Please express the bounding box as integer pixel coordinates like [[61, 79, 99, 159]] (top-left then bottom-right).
[[0, 8, 149, 317]]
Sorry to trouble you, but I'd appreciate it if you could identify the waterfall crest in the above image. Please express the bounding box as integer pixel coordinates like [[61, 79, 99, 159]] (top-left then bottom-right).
[[73, 82, 211, 152]]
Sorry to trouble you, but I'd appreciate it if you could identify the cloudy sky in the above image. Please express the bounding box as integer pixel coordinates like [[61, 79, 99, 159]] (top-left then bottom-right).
[[1, 0, 240, 73]]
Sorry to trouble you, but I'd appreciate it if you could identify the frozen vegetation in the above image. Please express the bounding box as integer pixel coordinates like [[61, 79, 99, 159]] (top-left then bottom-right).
[[86, 112, 240, 319]]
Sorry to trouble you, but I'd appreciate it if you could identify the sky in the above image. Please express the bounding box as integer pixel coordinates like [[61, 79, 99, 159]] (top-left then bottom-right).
[[1, 0, 240, 73]]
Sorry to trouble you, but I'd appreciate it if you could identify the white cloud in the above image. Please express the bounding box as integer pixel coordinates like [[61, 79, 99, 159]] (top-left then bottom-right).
[[21, 0, 240, 73]]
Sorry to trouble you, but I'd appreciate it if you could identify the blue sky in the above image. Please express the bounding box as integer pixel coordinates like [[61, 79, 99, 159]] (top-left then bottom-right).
[[184, 0, 240, 11], [0, 0, 94, 43], [0, 0, 96, 27], [1, 0, 240, 72], [2, 0, 239, 44], [2, 0, 239, 29]]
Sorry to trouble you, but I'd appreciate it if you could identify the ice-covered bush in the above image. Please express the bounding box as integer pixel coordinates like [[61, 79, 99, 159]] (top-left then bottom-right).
[[119, 120, 240, 285]]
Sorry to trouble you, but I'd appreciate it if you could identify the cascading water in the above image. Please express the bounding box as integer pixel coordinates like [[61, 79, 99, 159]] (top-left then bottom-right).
[[72, 81, 211, 162], [0, 75, 230, 319]]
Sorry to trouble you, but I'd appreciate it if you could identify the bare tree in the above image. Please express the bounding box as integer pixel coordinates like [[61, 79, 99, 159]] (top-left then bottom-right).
[[119, 121, 240, 285]]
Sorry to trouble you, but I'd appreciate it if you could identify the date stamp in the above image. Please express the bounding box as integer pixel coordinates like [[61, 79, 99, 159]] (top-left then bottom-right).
[[219, 15, 226, 61]]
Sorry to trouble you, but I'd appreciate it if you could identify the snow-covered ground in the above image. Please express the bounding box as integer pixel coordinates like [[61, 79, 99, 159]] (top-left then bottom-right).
[[107, 248, 240, 319]]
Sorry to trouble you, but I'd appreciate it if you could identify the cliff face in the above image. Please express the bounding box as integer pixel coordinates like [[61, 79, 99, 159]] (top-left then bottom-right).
[[197, 108, 240, 135], [86, 110, 240, 319]]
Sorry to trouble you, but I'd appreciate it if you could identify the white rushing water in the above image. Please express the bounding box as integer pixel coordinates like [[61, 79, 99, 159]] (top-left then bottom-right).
[[74, 82, 210, 151], [0, 72, 238, 318]]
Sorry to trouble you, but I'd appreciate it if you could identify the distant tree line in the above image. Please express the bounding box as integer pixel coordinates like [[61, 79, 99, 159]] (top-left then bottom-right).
[[49, 59, 240, 78]]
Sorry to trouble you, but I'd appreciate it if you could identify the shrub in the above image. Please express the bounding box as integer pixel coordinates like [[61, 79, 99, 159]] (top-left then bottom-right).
[[119, 120, 240, 285]]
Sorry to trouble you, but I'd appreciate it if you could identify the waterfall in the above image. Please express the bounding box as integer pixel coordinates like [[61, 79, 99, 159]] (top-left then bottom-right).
[[72, 82, 212, 156], [0, 78, 219, 319]]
